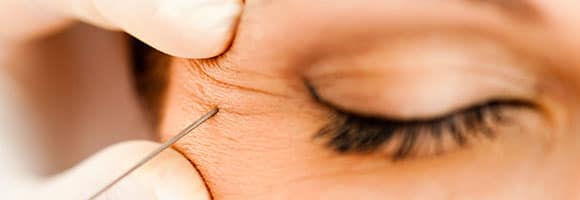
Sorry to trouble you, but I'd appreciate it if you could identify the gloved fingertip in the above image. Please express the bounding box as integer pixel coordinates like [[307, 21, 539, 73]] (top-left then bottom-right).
[[133, 143, 211, 200], [38, 141, 210, 200], [94, 0, 244, 58], [93, 141, 211, 200], [65, 0, 119, 30]]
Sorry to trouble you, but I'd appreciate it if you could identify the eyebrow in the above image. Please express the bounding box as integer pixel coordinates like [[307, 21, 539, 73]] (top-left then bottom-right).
[[469, 0, 542, 22]]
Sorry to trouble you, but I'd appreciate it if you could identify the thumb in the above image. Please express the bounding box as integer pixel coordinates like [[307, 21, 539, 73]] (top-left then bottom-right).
[[36, 141, 210, 200], [91, 0, 243, 58]]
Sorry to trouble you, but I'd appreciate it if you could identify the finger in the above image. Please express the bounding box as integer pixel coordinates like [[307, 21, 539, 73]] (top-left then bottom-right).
[[88, 0, 243, 58], [67, 0, 119, 30], [0, 1, 73, 43], [37, 141, 210, 200]]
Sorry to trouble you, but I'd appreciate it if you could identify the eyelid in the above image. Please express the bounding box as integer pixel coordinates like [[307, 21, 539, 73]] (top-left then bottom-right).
[[305, 33, 539, 120]]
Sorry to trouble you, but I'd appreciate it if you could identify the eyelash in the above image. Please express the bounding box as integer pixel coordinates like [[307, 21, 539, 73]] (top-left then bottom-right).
[[306, 83, 530, 160]]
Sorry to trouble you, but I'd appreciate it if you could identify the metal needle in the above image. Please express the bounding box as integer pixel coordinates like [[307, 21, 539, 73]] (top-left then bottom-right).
[[88, 108, 219, 200]]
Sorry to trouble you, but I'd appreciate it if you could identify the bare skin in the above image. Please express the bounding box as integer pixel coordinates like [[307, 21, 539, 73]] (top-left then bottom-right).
[[160, 1, 580, 199]]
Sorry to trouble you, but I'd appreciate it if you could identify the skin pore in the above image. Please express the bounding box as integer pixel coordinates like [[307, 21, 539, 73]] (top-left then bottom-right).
[[159, 1, 580, 199]]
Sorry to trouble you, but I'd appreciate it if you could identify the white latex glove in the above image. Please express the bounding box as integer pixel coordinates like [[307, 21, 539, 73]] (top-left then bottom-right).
[[0, 1, 234, 198], [26, 141, 210, 200], [0, 0, 243, 58]]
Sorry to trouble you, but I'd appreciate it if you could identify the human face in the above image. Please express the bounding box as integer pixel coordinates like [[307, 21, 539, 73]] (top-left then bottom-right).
[[159, 1, 580, 199]]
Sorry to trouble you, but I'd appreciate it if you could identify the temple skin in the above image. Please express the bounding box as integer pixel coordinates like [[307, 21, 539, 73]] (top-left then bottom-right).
[[161, 1, 580, 199]]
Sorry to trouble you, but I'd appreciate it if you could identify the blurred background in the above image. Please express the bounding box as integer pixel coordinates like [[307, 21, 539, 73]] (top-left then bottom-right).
[[0, 23, 157, 179]]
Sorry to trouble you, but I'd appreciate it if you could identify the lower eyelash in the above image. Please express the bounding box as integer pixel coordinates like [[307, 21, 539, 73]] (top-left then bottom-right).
[[315, 101, 528, 160]]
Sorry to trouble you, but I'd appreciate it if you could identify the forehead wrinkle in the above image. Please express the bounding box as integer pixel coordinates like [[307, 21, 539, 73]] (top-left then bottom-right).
[[186, 59, 289, 98]]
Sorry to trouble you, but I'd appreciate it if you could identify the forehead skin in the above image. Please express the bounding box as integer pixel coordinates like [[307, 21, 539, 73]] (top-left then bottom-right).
[[160, 1, 580, 199]]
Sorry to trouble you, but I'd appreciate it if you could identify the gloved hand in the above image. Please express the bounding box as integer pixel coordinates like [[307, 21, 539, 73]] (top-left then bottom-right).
[[28, 141, 210, 200], [0, 1, 240, 198], [0, 0, 243, 58]]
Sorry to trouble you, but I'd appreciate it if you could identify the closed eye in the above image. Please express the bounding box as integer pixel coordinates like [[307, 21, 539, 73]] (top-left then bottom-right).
[[307, 82, 533, 160]]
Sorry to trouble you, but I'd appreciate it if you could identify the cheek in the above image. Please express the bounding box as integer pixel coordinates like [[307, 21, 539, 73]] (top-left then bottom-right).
[[269, 111, 564, 199]]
